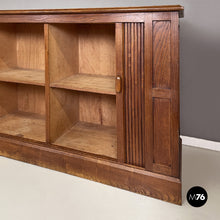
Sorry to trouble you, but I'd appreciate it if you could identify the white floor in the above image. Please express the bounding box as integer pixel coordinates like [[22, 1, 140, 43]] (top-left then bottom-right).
[[0, 145, 219, 220]]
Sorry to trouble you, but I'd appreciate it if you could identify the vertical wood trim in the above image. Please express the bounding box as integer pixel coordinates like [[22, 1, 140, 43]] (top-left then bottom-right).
[[115, 23, 125, 163], [124, 22, 144, 167], [124, 23, 129, 163], [140, 23, 145, 167], [144, 14, 154, 170], [44, 24, 50, 143], [170, 12, 180, 177]]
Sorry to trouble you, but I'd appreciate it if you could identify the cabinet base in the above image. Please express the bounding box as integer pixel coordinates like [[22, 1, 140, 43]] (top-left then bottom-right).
[[0, 136, 181, 205]]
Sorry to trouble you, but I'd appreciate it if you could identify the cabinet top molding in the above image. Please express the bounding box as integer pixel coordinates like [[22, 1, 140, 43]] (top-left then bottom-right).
[[0, 5, 184, 17]]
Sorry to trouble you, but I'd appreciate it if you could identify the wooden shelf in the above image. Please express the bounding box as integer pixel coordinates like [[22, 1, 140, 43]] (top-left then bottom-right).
[[53, 122, 117, 158], [0, 69, 45, 86], [0, 112, 45, 142], [51, 74, 116, 95]]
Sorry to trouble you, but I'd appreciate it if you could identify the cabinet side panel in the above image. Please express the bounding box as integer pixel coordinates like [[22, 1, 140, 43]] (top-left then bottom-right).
[[153, 21, 171, 89], [145, 12, 180, 177], [124, 23, 144, 167], [153, 98, 171, 166], [49, 88, 79, 142]]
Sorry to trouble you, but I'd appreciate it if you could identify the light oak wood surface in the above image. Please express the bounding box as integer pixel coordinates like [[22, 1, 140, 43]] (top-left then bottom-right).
[[0, 112, 45, 142], [51, 74, 115, 95], [54, 121, 117, 159], [0, 69, 45, 86]]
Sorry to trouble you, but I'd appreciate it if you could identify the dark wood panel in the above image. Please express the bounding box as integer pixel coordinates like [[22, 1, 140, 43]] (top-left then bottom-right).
[[124, 22, 144, 167], [0, 13, 144, 23], [152, 88, 171, 99], [153, 98, 171, 167], [144, 12, 180, 178], [144, 13, 154, 171], [0, 5, 184, 17], [0, 136, 181, 205], [153, 21, 171, 89], [170, 12, 181, 177]]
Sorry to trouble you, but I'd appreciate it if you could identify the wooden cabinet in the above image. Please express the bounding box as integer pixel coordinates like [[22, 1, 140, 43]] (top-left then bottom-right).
[[0, 5, 184, 204]]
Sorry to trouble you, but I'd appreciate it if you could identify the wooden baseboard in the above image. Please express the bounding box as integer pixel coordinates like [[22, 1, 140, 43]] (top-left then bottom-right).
[[0, 136, 181, 205]]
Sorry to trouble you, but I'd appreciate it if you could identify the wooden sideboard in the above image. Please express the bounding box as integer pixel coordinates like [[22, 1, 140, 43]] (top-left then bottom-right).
[[0, 5, 184, 204]]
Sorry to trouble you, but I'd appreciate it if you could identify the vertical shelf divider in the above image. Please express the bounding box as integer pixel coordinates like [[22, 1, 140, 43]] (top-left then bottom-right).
[[44, 23, 50, 143], [115, 23, 125, 163]]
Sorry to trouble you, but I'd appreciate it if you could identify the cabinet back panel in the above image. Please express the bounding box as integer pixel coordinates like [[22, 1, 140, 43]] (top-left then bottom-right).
[[0, 24, 17, 70], [79, 92, 116, 127], [17, 84, 45, 116], [16, 24, 45, 70], [0, 82, 17, 117], [49, 24, 79, 83], [78, 24, 115, 76], [153, 21, 171, 89], [0, 24, 44, 71]]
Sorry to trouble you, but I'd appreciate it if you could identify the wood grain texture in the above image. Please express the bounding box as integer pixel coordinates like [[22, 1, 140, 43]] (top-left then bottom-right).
[[51, 74, 115, 95], [0, 13, 145, 24], [54, 121, 117, 159], [0, 112, 45, 142], [0, 8, 183, 204], [0, 69, 45, 86], [124, 23, 144, 167], [79, 24, 115, 76], [0, 135, 182, 205], [44, 24, 50, 143], [49, 23, 116, 92], [49, 24, 79, 83], [144, 13, 154, 172], [153, 21, 171, 89], [0, 24, 45, 72], [50, 88, 116, 145], [152, 88, 171, 99], [0, 24, 16, 70], [49, 88, 79, 142], [0, 82, 17, 117], [0, 82, 45, 142], [153, 99, 171, 168], [16, 24, 45, 70], [79, 93, 116, 127], [115, 23, 125, 163], [0, 5, 184, 15], [17, 84, 45, 116], [144, 12, 180, 177], [170, 12, 181, 177]]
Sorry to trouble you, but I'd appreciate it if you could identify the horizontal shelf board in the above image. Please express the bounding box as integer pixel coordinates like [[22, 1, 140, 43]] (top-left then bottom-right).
[[0, 112, 45, 142], [51, 74, 116, 95], [53, 121, 117, 159], [0, 69, 45, 86]]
